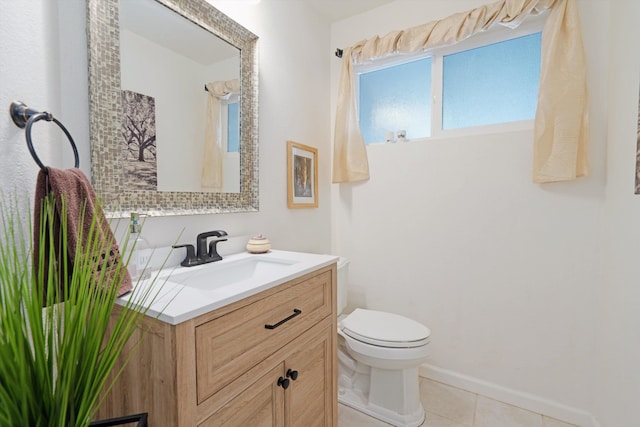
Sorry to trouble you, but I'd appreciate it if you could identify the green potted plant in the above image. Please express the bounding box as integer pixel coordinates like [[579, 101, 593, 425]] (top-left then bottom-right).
[[0, 194, 163, 426]]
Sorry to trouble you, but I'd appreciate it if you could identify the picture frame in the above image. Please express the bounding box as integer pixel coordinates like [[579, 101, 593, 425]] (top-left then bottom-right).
[[287, 140, 318, 208]]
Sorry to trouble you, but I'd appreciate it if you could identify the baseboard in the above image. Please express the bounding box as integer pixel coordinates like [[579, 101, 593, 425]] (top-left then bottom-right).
[[419, 363, 599, 427]]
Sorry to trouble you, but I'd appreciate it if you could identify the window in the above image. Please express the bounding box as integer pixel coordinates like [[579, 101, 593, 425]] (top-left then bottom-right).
[[227, 101, 239, 153], [359, 58, 432, 144], [442, 32, 541, 130], [357, 28, 542, 144]]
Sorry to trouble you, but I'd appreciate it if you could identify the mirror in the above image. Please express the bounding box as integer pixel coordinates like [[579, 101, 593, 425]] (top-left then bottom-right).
[[120, 0, 242, 194], [87, 0, 259, 217]]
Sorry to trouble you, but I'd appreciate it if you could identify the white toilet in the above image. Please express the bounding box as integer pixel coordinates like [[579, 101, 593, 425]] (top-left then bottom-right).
[[336, 258, 431, 427]]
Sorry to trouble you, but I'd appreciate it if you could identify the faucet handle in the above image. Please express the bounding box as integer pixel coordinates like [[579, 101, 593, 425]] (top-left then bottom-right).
[[173, 244, 199, 267], [207, 238, 226, 262]]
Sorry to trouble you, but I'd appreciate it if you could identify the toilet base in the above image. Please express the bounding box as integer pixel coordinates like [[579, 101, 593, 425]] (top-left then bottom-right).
[[338, 386, 425, 427], [338, 339, 426, 427]]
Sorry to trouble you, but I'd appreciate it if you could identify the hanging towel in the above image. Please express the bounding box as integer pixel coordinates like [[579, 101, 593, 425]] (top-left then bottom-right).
[[33, 167, 132, 304]]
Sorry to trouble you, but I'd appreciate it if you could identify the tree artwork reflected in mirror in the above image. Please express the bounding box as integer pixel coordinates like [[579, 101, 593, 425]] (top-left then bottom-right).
[[122, 90, 157, 190]]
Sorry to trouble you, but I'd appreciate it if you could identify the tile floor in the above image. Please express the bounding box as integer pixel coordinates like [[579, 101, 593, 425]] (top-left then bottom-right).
[[338, 378, 578, 427]]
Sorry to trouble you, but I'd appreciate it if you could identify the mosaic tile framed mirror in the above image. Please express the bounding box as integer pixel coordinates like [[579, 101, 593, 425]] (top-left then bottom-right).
[[87, 0, 259, 217]]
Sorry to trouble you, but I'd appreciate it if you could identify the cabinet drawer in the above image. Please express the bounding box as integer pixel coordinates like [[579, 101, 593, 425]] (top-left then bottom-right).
[[195, 269, 332, 403]]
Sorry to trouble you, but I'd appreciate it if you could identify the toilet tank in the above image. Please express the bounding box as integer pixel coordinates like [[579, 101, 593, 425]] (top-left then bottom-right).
[[337, 258, 349, 315]]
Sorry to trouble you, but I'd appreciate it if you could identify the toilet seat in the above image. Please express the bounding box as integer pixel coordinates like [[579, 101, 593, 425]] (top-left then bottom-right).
[[341, 309, 431, 348]]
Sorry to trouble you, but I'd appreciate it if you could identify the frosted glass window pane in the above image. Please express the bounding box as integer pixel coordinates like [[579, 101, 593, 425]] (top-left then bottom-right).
[[227, 101, 239, 153], [359, 57, 431, 144], [442, 32, 541, 130]]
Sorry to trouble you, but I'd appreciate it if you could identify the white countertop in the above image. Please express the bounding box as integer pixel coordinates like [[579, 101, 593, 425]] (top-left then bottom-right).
[[117, 250, 339, 325]]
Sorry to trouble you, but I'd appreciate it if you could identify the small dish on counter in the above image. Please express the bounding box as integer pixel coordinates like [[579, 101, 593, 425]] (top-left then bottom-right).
[[246, 234, 271, 254]]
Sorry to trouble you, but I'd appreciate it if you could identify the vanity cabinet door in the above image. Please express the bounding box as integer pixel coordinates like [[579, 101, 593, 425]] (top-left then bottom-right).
[[198, 364, 285, 427], [285, 323, 334, 427]]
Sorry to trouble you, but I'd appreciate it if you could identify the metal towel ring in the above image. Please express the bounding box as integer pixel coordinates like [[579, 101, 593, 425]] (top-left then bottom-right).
[[25, 113, 80, 173], [9, 101, 80, 174]]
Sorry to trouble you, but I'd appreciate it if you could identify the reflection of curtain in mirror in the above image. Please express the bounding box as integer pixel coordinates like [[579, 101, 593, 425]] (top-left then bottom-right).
[[202, 79, 240, 191]]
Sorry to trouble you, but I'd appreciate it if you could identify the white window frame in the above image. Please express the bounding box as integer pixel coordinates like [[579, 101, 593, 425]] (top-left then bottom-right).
[[354, 13, 547, 145]]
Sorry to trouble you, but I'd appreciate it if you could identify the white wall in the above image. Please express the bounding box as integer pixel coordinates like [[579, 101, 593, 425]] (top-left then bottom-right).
[[203, 0, 334, 254], [0, 0, 333, 259], [596, 1, 640, 426], [0, 1, 75, 195], [331, 1, 608, 424]]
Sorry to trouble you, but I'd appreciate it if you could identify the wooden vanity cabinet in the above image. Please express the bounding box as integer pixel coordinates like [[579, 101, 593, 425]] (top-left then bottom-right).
[[98, 263, 337, 427]]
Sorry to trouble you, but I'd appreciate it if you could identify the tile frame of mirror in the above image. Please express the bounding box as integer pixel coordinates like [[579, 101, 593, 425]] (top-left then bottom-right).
[[87, 0, 259, 218]]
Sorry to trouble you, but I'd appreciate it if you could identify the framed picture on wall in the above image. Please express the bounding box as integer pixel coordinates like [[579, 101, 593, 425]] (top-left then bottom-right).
[[287, 140, 318, 208]]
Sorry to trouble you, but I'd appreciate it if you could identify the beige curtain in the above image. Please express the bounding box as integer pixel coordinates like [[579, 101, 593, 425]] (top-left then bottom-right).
[[202, 79, 240, 191], [333, 0, 588, 184]]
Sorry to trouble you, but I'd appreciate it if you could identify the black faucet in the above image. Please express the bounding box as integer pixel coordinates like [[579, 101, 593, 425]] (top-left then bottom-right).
[[173, 230, 228, 267], [196, 230, 228, 262]]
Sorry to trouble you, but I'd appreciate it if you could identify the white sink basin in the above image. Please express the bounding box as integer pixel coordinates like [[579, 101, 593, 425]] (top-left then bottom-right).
[[121, 250, 338, 325], [161, 256, 299, 291]]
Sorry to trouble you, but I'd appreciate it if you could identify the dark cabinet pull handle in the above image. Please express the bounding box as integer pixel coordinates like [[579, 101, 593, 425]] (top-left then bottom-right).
[[265, 309, 302, 330], [277, 376, 290, 389], [286, 369, 298, 381]]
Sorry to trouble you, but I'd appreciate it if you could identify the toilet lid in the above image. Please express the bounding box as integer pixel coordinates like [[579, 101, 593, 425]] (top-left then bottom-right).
[[341, 308, 431, 348]]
